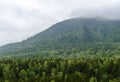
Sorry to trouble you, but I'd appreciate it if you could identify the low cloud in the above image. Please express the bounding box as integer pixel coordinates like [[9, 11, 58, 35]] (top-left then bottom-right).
[[0, 0, 120, 46]]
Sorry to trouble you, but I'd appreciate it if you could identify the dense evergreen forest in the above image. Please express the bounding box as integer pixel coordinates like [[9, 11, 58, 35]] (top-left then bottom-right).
[[1, 18, 120, 54], [0, 55, 120, 82], [0, 18, 120, 82]]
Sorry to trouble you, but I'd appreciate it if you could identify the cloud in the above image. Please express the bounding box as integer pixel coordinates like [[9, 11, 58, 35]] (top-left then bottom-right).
[[0, 0, 120, 46], [70, 0, 120, 19]]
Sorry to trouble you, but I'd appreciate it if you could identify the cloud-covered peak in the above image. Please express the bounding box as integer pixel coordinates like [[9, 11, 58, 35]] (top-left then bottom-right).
[[0, 0, 120, 46]]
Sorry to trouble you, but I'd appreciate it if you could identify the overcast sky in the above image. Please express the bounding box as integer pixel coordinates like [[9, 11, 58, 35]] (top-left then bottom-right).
[[0, 0, 120, 46]]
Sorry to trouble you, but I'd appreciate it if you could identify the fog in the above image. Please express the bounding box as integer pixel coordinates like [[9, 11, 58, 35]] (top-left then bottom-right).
[[0, 0, 120, 46]]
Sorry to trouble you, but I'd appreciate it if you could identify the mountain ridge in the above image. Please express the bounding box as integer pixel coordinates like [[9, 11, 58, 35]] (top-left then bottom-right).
[[1, 17, 120, 55]]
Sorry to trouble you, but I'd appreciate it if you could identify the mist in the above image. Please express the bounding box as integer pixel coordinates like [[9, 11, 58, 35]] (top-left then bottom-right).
[[0, 0, 120, 46]]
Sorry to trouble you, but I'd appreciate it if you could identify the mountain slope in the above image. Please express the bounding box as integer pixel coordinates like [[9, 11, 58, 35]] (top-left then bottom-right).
[[1, 18, 120, 55]]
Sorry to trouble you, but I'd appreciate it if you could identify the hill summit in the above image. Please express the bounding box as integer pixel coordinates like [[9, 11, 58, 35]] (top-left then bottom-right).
[[0, 18, 120, 55]]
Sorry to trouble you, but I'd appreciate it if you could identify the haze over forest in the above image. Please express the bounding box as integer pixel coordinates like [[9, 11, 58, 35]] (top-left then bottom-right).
[[0, 0, 120, 82], [1, 0, 120, 46]]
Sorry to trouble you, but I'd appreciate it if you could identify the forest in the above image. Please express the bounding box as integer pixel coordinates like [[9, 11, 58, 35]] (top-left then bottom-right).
[[0, 51, 120, 82], [0, 18, 120, 82]]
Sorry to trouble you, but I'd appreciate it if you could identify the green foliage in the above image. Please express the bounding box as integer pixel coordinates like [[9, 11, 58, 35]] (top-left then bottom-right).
[[0, 18, 120, 82], [1, 18, 120, 55], [0, 56, 120, 82]]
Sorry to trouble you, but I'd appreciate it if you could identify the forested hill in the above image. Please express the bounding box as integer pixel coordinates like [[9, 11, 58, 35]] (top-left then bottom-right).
[[1, 18, 120, 55]]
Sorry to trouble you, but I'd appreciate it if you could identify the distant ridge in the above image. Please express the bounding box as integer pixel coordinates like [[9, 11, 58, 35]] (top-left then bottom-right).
[[0, 17, 120, 55]]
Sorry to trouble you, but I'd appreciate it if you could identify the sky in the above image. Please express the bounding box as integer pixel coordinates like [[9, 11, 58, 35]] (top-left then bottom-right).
[[0, 0, 120, 46]]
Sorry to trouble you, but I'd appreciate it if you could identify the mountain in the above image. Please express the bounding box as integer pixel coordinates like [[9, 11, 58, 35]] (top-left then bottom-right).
[[1, 18, 120, 55]]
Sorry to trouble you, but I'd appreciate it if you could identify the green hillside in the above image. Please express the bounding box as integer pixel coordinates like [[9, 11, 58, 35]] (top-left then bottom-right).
[[0, 18, 120, 56], [0, 18, 120, 82]]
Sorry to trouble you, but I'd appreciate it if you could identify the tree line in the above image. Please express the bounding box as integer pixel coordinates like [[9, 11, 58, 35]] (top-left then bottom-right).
[[0, 56, 120, 82]]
